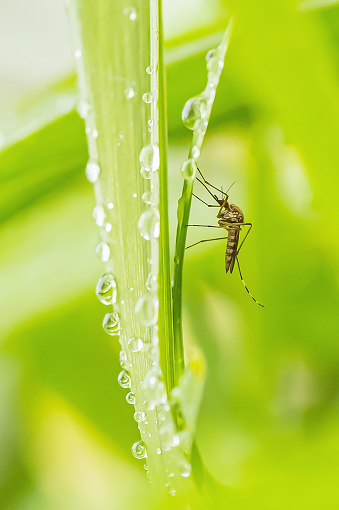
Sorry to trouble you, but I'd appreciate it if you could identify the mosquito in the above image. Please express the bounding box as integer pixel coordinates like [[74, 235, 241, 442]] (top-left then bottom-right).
[[186, 168, 264, 307]]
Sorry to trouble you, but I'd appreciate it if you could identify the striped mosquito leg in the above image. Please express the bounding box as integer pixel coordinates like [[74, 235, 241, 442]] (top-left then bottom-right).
[[235, 256, 264, 308]]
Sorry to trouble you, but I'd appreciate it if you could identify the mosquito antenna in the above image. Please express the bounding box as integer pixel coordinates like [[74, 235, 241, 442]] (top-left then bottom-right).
[[225, 181, 236, 194], [235, 256, 264, 307]]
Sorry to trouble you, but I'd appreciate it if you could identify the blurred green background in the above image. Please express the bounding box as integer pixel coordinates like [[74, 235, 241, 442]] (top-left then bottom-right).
[[1, 0, 339, 508]]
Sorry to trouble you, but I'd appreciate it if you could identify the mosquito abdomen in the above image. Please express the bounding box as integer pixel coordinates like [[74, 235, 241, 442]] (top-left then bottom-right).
[[225, 228, 239, 273]]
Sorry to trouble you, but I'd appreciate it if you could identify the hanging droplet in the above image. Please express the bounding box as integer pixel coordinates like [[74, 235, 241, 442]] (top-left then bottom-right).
[[146, 66, 153, 74], [96, 241, 110, 261], [92, 204, 107, 227], [138, 209, 160, 240], [131, 440, 147, 459], [134, 411, 146, 423], [124, 87, 135, 99], [96, 273, 117, 305], [128, 337, 144, 352], [142, 191, 152, 204], [102, 312, 120, 337], [181, 158, 197, 182], [135, 293, 158, 326], [181, 96, 208, 131], [126, 391, 136, 404], [139, 143, 159, 172], [124, 7, 137, 20], [118, 370, 131, 388], [85, 160, 100, 183], [142, 92, 153, 104]]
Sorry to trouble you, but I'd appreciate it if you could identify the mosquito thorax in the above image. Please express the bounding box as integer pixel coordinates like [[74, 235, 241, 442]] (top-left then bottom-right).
[[219, 204, 244, 226]]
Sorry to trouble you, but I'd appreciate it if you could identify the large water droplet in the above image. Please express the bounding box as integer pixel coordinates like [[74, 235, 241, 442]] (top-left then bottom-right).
[[138, 209, 160, 240], [146, 66, 153, 74], [181, 96, 207, 130], [92, 204, 107, 227], [124, 87, 135, 99], [96, 273, 117, 305], [139, 143, 159, 172], [131, 440, 146, 459], [126, 391, 136, 404], [128, 337, 144, 352], [135, 293, 158, 326], [86, 160, 100, 183], [96, 241, 110, 261], [142, 92, 153, 104], [180, 159, 197, 182], [134, 411, 146, 422], [118, 370, 131, 388], [102, 312, 120, 337]]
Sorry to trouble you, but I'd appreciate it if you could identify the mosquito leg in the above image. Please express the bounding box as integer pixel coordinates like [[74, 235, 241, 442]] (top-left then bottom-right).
[[192, 193, 219, 207], [236, 223, 252, 256], [186, 236, 227, 249], [235, 256, 264, 307], [197, 167, 226, 196], [186, 224, 222, 228], [196, 178, 220, 204]]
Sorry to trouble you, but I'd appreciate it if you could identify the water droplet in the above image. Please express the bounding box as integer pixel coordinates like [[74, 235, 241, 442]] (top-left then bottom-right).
[[102, 312, 120, 337], [142, 191, 152, 204], [120, 350, 127, 367], [74, 49, 82, 59], [131, 440, 146, 459], [146, 272, 157, 291], [138, 209, 160, 240], [96, 273, 117, 305], [206, 48, 218, 63], [77, 99, 90, 119], [156, 448, 161, 454], [86, 160, 100, 183], [146, 66, 153, 74], [191, 146, 200, 159], [181, 96, 207, 130], [126, 391, 135, 404], [118, 370, 131, 388], [145, 344, 159, 362], [180, 159, 197, 182], [133, 193, 137, 198], [107, 201, 114, 209], [172, 434, 180, 447], [125, 87, 135, 99], [148, 119, 153, 127], [104, 222, 112, 232], [142, 92, 153, 104], [134, 411, 146, 422], [124, 7, 137, 20], [92, 205, 106, 226], [96, 241, 110, 261], [135, 293, 158, 326], [139, 143, 159, 172], [128, 337, 144, 352], [92, 129, 98, 138], [140, 167, 151, 180]]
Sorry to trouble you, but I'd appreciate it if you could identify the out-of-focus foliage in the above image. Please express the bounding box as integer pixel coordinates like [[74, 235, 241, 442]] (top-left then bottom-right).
[[1, 1, 339, 509]]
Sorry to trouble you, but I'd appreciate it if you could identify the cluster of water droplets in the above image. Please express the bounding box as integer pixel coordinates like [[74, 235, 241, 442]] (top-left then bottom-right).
[[180, 21, 232, 182]]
